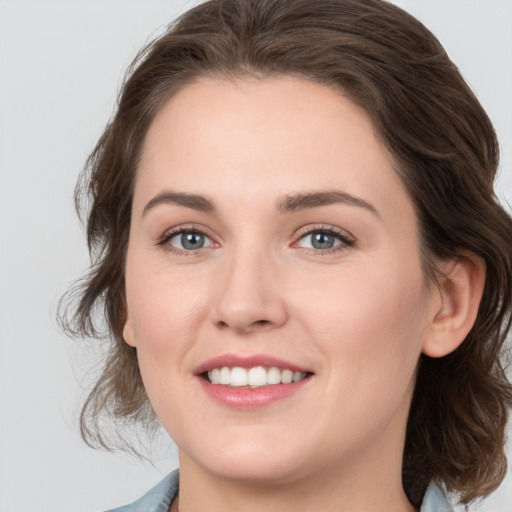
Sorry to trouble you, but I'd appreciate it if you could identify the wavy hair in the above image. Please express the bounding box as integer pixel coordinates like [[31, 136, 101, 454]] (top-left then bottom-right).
[[60, 0, 512, 506]]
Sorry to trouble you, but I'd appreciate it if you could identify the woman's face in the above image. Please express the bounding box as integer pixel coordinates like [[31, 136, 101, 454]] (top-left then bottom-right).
[[124, 76, 440, 486]]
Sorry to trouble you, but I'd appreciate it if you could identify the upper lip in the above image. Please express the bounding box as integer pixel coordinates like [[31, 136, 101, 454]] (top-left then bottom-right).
[[194, 354, 312, 375]]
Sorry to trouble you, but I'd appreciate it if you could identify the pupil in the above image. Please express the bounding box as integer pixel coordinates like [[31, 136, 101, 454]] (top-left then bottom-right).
[[182, 232, 204, 250], [311, 232, 334, 249]]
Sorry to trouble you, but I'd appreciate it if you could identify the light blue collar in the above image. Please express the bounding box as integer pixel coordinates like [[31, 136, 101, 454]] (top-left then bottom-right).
[[104, 470, 179, 512], [421, 481, 454, 512]]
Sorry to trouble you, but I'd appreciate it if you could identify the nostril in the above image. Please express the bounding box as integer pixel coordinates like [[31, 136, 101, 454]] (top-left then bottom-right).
[[215, 317, 273, 333]]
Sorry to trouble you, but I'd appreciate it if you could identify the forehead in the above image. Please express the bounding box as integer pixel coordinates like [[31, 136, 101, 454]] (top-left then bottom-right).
[[135, 76, 412, 223]]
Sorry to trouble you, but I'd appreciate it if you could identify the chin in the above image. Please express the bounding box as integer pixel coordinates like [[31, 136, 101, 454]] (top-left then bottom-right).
[[179, 431, 314, 485]]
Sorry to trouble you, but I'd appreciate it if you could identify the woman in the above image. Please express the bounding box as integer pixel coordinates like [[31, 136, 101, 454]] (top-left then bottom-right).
[[61, 0, 512, 510]]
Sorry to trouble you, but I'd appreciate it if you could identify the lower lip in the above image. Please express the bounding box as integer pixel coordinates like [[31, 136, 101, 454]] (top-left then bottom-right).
[[197, 377, 311, 409]]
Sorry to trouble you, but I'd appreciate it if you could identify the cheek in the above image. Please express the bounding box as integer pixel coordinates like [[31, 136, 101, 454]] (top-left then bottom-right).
[[124, 253, 212, 358], [296, 258, 429, 382], [123, 258, 212, 424]]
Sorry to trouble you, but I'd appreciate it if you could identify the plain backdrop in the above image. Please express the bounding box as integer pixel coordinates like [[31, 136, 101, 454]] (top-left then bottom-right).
[[1, 1, 511, 511]]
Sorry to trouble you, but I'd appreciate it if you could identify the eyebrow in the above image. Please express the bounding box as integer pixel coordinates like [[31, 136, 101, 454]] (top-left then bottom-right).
[[142, 189, 379, 218], [142, 191, 216, 217], [277, 191, 380, 217]]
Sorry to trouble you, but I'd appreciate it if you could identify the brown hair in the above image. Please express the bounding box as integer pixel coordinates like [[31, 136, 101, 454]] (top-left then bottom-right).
[[60, 0, 512, 506]]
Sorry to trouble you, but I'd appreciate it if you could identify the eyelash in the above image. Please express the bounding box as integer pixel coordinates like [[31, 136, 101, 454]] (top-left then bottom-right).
[[157, 224, 356, 256]]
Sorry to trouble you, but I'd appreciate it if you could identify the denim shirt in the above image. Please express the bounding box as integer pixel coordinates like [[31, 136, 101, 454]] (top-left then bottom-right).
[[105, 469, 454, 512]]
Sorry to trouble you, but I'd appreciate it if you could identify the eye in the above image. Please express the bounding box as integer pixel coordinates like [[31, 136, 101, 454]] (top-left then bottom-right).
[[159, 228, 216, 253], [300, 231, 339, 250], [294, 227, 355, 253]]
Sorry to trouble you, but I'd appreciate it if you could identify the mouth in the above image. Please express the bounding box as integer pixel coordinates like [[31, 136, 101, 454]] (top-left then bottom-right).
[[202, 366, 312, 388], [194, 354, 314, 407]]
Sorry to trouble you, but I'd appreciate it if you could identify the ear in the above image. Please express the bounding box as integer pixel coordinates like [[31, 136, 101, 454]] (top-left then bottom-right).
[[422, 252, 486, 358], [123, 310, 137, 347]]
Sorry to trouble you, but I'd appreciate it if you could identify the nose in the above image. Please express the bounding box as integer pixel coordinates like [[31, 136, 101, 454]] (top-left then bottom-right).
[[212, 246, 288, 335]]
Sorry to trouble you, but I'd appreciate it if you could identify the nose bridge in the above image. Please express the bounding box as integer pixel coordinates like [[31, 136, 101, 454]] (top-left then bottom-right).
[[213, 238, 287, 333]]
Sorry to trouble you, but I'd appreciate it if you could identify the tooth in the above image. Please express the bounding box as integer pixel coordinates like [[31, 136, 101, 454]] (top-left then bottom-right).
[[219, 366, 231, 385], [210, 368, 221, 384], [230, 367, 248, 387], [281, 369, 293, 384], [248, 366, 267, 387], [267, 367, 281, 385], [293, 371, 304, 382], [207, 366, 308, 387]]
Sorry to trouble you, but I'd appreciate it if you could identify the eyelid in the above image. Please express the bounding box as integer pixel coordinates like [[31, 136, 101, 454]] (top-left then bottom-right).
[[295, 223, 355, 240]]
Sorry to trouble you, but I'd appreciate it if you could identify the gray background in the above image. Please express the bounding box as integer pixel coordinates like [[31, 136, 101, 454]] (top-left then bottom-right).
[[1, 1, 511, 511]]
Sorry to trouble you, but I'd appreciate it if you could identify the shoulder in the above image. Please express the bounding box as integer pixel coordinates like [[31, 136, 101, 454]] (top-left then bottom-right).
[[420, 482, 454, 512], [104, 469, 179, 512]]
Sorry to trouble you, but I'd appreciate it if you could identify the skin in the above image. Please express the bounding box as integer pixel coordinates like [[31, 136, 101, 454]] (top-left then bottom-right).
[[123, 76, 484, 512]]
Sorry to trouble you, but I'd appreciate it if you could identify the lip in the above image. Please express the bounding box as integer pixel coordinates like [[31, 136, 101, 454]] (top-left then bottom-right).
[[198, 377, 311, 409], [194, 354, 314, 410]]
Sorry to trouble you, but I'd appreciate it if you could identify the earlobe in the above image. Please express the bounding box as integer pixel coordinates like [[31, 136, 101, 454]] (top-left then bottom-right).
[[123, 315, 137, 347], [422, 253, 486, 358]]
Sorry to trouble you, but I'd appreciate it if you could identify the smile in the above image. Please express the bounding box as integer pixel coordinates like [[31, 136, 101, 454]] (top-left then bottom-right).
[[195, 354, 314, 408], [206, 366, 309, 388]]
